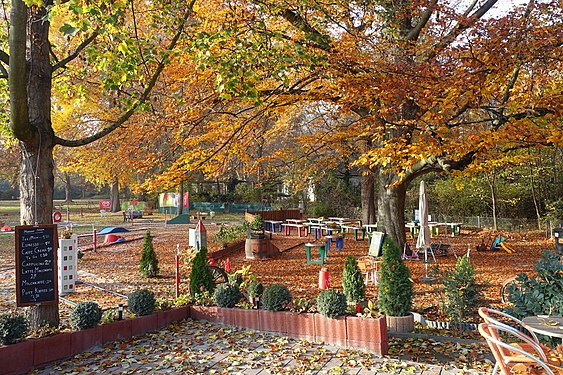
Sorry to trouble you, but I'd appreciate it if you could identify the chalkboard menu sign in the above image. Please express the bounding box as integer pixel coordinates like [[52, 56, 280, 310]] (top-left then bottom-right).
[[15, 225, 58, 306]]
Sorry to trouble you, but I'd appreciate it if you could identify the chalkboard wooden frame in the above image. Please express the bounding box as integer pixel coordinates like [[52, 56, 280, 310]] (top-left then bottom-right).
[[368, 231, 385, 258], [15, 225, 59, 307]]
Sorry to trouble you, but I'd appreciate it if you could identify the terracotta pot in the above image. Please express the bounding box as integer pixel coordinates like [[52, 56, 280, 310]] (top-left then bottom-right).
[[386, 313, 414, 333]]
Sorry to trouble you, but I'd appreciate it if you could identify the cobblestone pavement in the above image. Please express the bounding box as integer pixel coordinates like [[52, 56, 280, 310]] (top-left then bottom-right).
[[31, 319, 490, 375]]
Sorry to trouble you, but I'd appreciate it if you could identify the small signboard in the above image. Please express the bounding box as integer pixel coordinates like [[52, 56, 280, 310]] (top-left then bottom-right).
[[368, 231, 385, 258], [15, 225, 58, 306]]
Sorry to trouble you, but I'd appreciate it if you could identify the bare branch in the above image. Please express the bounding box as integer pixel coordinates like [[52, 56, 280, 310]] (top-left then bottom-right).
[[52, 29, 100, 71]]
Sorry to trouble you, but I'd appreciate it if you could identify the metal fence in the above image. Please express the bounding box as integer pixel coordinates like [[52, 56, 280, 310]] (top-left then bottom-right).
[[434, 215, 541, 231]]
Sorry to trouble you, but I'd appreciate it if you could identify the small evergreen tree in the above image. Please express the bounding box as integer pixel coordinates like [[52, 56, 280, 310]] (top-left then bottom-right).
[[440, 254, 480, 323], [342, 255, 365, 303], [139, 231, 159, 277], [189, 247, 216, 297], [377, 238, 413, 317]]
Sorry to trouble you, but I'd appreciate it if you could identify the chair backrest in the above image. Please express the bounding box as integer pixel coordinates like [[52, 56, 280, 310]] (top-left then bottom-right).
[[478, 323, 554, 375], [357, 256, 375, 273], [478, 307, 540, 344]]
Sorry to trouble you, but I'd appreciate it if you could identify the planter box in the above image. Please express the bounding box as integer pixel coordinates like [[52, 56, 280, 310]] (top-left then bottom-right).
[[286, 312, 316, 341], [216, 307, 236, 325], [102, 319, 132, 344], [131, 313, 159, 337], [33, 332, 72, 367], [386, 313, 414, 333], [189, 305, 218, 322], [346, 316, 388, 355], [315, 315, 347, 346], [0, 339, 34, 375], [157, 306, 190, 329], [70, 325, 103, 356], [235, 308, 260, 331], [0, 307, 193, 375], [259, 310, 288, 335]]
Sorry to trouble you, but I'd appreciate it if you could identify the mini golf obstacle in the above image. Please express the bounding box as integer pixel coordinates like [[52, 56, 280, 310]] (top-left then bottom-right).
[[166, 214, 190, 224]]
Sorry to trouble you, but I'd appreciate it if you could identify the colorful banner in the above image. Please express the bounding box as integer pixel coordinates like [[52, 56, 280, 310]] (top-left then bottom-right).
[[159, 193, 179, 208], [120, 201, 147, 211], [99, 200, 111, 210]]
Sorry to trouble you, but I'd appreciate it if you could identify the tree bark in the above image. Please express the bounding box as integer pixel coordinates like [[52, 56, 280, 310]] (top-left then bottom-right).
[[485, 172, 498, 230], [110, 177, 121, 212], [376, 171, 408, 252], [360, 170, 376, 225], [64, 172, 72, 203], [178, 181, 184, 215]]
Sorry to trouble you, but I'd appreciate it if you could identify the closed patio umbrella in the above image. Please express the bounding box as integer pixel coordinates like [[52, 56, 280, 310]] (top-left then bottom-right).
[[416, 180, 435, 281]]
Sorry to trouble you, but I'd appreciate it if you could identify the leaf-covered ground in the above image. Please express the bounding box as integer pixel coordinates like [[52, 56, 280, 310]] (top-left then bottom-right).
[[31, 319, 490, 374], [0, 222, 554, 372]]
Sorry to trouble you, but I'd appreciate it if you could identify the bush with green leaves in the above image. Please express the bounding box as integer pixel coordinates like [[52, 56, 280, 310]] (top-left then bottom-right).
[[317, 289, 347, 318], [246, 280, 264, 298], [377, 237, 413, 317], [439, 254, 480, 323], [342, 255, 365, 303], [214, 283, 242, 308], [139, 231, 159, 278], [215, 224, 247, 248], [0, 313, 29, 344], [261, 283, 292, 312], [128, 289, 156, 316], [189, 247, 216, 297], [70, 301, 102, 330], [506, 251, 563, 318]]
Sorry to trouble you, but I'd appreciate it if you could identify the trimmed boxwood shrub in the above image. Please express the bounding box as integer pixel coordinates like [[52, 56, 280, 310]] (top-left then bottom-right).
[[247, 280, 264, 298], [261, 283, 291, 312], [0, 313, 29, 344], [128, 289, 156, 316], [317, 289, 347, 318], [70, 301, 102, 330], [214, 284, 242, 308]]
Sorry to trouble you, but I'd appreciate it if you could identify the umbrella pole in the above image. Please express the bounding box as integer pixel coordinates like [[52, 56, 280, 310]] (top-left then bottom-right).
[[420, 247, 436, 282]]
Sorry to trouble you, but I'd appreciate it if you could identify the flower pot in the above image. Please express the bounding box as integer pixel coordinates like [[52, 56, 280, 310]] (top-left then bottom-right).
[[386, 313, 414, 333]]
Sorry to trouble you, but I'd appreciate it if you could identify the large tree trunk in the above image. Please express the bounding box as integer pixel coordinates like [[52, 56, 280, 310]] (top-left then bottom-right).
[[11, 0, 60, 328], [110, 177, 120, 212], [178, 181, 184, 215], [360, 170, 376, 225], [376, 171, 408, 252], [64, 172, 72, 203]]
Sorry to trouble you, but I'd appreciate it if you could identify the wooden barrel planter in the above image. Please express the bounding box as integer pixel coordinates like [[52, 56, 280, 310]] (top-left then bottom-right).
[[245, 237, 272, 260]]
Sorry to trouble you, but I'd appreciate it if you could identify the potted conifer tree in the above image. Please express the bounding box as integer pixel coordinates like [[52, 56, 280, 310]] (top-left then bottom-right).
[[377, 237, 414, 332]]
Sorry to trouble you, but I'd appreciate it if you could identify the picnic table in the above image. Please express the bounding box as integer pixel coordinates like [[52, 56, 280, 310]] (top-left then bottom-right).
[[281, 219, 308, 237]]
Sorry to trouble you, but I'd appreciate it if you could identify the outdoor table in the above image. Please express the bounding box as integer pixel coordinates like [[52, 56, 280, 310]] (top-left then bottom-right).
[[325, 235, 343, 253], [263, 220, 283, 232], [405, 222, 419, 239], [446, 222, 463, 237], [522, 316, 563, 343], [363, 224, 378, 233], [282, 222, 308, 237], [340, 224, 366, 241], [305, 243, 327, 265], [286, 218, 306, 224]]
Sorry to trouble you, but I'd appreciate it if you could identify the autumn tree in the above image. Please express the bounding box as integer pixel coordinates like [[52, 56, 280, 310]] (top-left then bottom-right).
[[143, 0, 561, 251], [2, 0, 195, 328]]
